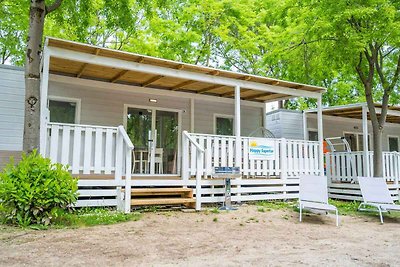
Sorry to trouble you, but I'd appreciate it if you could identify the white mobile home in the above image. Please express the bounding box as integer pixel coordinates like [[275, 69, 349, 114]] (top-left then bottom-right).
[[0, 65, 24, 169], [3, 38, 327, 211], [267, 104, 400, 201]]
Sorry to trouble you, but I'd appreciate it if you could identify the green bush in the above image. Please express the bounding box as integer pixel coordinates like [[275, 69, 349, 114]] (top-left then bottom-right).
[[0, 150, 78, 226]]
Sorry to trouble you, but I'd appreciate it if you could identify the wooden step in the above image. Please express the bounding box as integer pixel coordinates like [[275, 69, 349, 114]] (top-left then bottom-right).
[[131, 188, 192, 196], [131, 197, 195, 206]]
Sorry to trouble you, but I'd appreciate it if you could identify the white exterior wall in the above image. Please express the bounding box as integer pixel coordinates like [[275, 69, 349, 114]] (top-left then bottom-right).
[[307, 115, 400, 151], [265, 109, 305, 140], [0, 65, 24, 151], [48, 77, 264, 137], [194, 100, 263, 136]]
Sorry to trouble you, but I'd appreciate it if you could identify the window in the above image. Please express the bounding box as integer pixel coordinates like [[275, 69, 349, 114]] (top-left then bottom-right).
[[308, 130, 318, 141], [215, 115, 234, 136], [388, 137, 399, 152], [344, 132, 371, 151], [49, 99, 79, 124]]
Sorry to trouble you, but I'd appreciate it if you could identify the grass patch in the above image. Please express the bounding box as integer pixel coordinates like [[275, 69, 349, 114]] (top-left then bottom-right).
[[213, 217, 218, 222], [210, 207, 220, 214], [51, 208, 142, 229], [329, 200, 400, 219], [256, 200, 295, 211]]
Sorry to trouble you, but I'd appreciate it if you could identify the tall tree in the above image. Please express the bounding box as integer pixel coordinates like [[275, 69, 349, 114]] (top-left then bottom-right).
[[23, 0, 63, 153], [279, 0, 400, 176]]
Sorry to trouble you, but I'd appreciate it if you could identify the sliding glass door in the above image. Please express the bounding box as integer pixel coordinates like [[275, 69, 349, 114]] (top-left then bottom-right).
[[126, 107, 179, 175]]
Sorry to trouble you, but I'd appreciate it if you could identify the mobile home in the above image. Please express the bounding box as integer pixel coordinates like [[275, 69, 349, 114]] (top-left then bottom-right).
[[2, 38, 327, 211]]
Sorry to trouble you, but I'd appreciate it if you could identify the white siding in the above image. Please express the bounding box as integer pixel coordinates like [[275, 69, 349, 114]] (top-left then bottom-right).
[[266, 109, 304, 140], [0, 65, 24, 151], [49, 80, 264, 137], [307, 115, 400, 151]]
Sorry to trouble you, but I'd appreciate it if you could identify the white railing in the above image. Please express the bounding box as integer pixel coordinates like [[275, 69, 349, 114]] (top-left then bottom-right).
[[182, 132, 321, 179], [46, 122, 134, 213], [326, 151, 400, 182], [182, 131, 204, 211]]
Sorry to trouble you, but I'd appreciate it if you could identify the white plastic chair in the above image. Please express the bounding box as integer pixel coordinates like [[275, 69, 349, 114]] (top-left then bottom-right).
[[299, 174, 339, 226], [358, 176, 400, 224]]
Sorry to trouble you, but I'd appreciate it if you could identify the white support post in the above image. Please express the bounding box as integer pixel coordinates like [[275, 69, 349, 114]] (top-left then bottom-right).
[[195, 150, 203, 211], [317, 96, 324, 175], [39, 45, 50, 155], [263, 103, 267, 129], [280, 138, 287, 198], [115, 132, 123, 211], [303, 111, 308, 141], [182, 131, 189, 185], [124, 147, 132, 213], [234, 85, 241, 167], [190, 98, 195, 133], [234, 85, 242, 202], [362, 105, 369, 177]]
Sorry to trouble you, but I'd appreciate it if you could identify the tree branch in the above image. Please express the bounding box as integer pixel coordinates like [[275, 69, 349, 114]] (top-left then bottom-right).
[[45, 0, 63, 15]]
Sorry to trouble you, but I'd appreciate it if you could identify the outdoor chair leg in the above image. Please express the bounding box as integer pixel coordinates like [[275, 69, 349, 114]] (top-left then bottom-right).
[[378, 207, 384, 224], [299, 205, 302, 222], [335, 209, 339, 227]]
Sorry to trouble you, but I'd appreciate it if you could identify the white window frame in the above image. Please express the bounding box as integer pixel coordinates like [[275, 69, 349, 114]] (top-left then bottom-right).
[[387, 135, 399, 152], [213, 113, 235, 136], [307, 128, 318, 141], [48, 96, 81, 124], [343, 131, 371, 151], [123, 103, 183, 175]]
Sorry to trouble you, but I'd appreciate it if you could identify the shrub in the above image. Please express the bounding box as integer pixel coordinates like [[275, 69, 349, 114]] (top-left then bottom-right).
[[0, 150, 78, 226]]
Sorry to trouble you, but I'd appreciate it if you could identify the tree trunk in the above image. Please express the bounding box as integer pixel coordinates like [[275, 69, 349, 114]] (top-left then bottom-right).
[[23, 1, 46, 153], [372, 124, 384, 177]]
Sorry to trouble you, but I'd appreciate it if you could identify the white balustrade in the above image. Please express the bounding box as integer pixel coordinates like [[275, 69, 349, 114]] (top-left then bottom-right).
[[326, 151, 400, 182], [182, 132, 321, 179], [46, 122, 134, 213]]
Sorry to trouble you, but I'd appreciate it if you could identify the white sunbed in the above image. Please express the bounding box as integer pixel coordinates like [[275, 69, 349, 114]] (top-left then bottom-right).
[[299, 174, 339, 226], [358, 176, 400, 224]]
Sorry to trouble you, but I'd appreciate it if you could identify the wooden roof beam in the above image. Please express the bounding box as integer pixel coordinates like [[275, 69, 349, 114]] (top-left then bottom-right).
[[197, 84, 225, 94], [220, 88, 252, 97], [110, 70, 129, 83], [171, 80, 198, 91], [172, 70, 222, 92], [76, 48, 100, 78], [243, 92, 273, 100], [141, 75, 164, 87]]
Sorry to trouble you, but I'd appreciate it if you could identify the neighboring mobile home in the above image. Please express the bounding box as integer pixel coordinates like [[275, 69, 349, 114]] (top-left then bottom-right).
[[2, 37, 326, 211], [266, 104, 400, 201], [0, 65, 24, 169]]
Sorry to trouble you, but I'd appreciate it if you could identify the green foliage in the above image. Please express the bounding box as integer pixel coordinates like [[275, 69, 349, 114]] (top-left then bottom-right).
[[0, 150, 78, 227], [52, 208, 142, 228], [3, 0, 400, 109]]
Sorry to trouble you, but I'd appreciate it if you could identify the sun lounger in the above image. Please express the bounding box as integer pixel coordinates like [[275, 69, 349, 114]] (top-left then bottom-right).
[[299, 174, 339, 226], [358, 176, 400, 223]]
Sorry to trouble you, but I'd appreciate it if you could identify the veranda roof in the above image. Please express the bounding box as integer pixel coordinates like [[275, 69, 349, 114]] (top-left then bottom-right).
[[307, 103, 400, 124], [46, 37, 325, 103]]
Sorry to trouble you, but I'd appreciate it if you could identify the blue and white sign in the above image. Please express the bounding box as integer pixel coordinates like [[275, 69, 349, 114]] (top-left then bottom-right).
[[248, 139, 276, 160]]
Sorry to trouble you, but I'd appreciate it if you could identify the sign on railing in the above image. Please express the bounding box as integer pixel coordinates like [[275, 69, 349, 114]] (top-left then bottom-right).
[[248, 138, 276, 160]]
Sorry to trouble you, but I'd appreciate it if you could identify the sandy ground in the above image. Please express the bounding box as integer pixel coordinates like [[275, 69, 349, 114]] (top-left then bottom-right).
[[1, 206, 400, 267]]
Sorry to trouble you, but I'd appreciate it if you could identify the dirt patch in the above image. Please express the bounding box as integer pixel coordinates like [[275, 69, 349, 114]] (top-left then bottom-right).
[[1, 206, 400, 266]]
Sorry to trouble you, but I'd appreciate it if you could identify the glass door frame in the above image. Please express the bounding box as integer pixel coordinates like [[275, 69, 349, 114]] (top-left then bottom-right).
[[123, 104, 182, 175]]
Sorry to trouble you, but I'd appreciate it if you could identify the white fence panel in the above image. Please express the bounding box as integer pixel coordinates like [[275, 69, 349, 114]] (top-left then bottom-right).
[[183, 133, 320, 179], [326, 151, 400, 182], [46, 123, 118, 175]]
